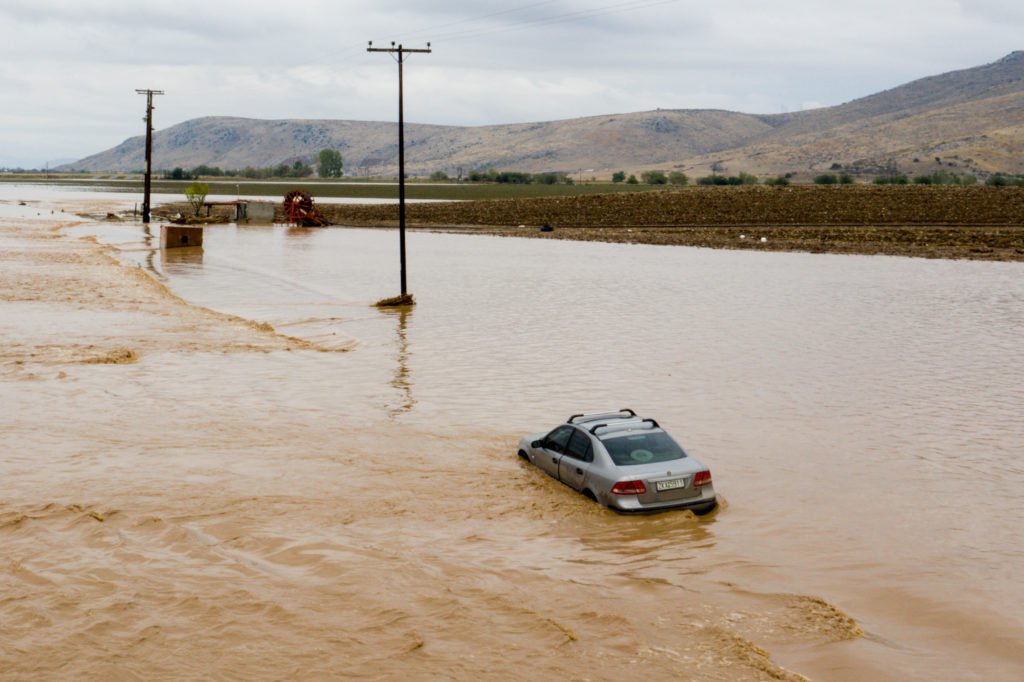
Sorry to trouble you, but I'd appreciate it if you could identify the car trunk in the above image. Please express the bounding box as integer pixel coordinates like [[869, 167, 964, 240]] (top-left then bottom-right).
[[627, 462, 703, 504]]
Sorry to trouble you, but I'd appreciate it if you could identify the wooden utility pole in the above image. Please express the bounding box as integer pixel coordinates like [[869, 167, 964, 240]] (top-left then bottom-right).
[[135, 88, 164, 223], [367, 41, 431, 299]]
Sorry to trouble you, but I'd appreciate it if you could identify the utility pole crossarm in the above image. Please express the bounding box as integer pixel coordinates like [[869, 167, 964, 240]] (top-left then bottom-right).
[[366, 41, 432, 55]]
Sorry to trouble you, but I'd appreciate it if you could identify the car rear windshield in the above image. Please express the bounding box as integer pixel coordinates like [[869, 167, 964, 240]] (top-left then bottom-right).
[[600, 431, 687, 466]]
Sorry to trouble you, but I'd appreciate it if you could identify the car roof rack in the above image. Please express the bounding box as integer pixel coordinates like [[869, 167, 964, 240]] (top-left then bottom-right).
[[589, 417, 660, 436], [567, 408, 636, 424]]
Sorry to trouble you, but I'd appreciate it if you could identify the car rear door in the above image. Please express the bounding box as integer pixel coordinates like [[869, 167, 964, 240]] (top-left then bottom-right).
[[558, 429, 593, 490], [535, 426, 574, 479]]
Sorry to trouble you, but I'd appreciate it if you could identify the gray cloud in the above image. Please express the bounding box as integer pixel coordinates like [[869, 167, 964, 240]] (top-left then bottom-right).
[[1, 0, 1020, 167]]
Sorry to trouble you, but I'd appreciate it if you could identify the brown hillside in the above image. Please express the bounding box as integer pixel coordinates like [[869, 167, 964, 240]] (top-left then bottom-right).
[[64, 52, 1024, 179]]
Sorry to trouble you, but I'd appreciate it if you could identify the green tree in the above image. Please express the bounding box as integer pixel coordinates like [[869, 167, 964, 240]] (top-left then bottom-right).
[[813, 173, 839, 185], [668, 171, 688, 186], [291, 160, 313, 178], [317, 149, 344, 178], [430, 170, 449, 181], [612, 170, 626, 183], [641, 170, 668, 185], [626, 174, 639, 184], [184, 181, 209, 216]]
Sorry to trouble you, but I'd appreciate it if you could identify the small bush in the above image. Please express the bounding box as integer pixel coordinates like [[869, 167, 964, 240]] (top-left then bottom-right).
[[641, 170, 668, 185], [765, 176, 790, 186], [668, 171, 688, 186], [813, 174, 839, 185], [184, 181, 209, 216], [874, 175, 909, 185]]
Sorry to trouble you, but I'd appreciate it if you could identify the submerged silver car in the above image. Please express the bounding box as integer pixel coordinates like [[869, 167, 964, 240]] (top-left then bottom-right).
[[518, 409, 717, 514]]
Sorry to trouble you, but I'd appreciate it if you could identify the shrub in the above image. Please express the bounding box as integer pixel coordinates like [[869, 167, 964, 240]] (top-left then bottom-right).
[[626, 174, 638, 184], [612, 170, 626, 183], [429, 170, 449, 181], [765, 176, 789, 186], [839, 173, 854, 184], [641, 170, 668, 185], [184, 181, 209, 216], [813, 174, 839, 185], [668, 171, 688, 186]]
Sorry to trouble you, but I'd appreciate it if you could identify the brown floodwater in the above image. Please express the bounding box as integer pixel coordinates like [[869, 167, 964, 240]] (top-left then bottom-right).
[[2, 187, 1024, 680]]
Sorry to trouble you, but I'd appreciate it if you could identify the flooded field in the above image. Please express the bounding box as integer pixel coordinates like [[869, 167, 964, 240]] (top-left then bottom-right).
[[2, 187, 1023, 680]]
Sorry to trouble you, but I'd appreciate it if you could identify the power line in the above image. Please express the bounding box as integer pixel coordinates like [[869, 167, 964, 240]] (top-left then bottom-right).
[[395, 0, 561, 41], [425, 0, 683, 44], [288, 0, 680, 71]]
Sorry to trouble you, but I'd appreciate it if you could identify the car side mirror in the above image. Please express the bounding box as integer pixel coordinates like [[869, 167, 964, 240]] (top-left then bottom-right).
[[532, 440, 543, 449]]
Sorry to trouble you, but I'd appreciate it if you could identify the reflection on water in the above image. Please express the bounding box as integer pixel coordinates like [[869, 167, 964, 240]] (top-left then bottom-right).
[[161, 245, 205, 271], [380, 305, 416, 417]]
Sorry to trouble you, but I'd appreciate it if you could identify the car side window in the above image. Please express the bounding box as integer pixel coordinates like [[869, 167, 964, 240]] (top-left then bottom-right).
[[544, 426, 575, 454], [565, 429, 593, 462]]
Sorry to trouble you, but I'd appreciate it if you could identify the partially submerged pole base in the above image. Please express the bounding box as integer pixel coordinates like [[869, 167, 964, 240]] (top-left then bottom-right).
[[374, 293, 415, 307]]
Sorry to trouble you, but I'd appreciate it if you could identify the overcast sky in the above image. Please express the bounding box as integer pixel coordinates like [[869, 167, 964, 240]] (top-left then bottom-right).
[[1, 0, 1021, 168]]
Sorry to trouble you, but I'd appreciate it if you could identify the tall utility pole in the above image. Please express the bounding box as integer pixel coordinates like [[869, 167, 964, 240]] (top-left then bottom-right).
[[367, 41, 431, 299], [135, 88, 164, 223]]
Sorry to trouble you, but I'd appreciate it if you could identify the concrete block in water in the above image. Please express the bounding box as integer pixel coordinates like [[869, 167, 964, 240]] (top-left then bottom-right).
[[160, 225, 204, 249], [240, 202, 276, 224]]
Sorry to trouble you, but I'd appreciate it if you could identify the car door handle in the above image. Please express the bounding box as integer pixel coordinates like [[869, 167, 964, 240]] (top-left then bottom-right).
[[552, 457, 558, 464], [575, 468, 583, 475]]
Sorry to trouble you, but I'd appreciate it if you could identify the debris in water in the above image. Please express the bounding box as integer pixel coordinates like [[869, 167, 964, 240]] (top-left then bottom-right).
[[375, 293, 415, 307]]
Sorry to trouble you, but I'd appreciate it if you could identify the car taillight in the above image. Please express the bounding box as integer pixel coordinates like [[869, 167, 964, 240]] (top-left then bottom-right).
[[611, 480, 647, 495], [693, 470, 712, 487]]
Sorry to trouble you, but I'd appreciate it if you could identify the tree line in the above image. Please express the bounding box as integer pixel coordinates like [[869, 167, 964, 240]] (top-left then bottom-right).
[[609, 168, 1024, 187], [162, 149, 344, 180], [455, 169, 575, 184]]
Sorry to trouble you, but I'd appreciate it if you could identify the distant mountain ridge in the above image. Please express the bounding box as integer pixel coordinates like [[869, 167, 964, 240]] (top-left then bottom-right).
[[63, 52, 1024, 180]]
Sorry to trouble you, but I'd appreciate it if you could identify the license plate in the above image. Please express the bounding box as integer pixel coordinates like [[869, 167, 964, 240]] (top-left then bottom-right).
[[656, 478, 686, 492]]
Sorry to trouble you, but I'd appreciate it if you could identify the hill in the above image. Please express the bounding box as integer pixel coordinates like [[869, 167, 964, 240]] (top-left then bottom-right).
[[62, 52, 1024, 180]]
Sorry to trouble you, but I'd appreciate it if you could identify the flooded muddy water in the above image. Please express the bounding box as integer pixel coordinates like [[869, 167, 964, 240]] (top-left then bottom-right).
[[3, 190, 1024, 680]]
